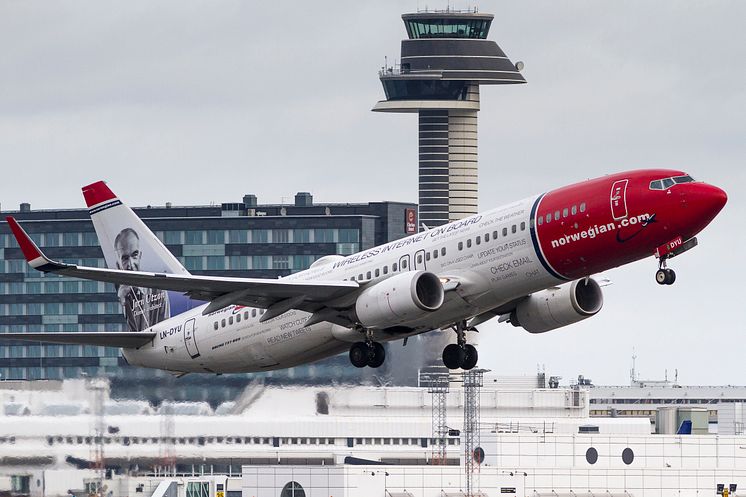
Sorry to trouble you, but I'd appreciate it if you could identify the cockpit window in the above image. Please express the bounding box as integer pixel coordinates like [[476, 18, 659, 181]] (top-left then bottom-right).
[[650, 174, 696, 191], [673, 175, 695, 184]]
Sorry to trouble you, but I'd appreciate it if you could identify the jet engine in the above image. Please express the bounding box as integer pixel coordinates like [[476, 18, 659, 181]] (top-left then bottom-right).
[[355, 270, 444, 329], [510, 278, 603, 334]]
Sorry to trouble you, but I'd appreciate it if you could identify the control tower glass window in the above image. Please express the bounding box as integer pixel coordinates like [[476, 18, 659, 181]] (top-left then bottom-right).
[[405, 18, 491, 39]]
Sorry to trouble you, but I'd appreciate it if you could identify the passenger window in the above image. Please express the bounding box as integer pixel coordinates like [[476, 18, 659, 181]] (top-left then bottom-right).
[[402, 260, 408, 269], [393, 263, 398, 272], [252, 309, 257, 317], [476, 236, 481, 245], [236, 314, 241, 323], [562, 208, 568, 218], [417, 255, 422, 264], [351, 276, 356, 281], [214, 322, 218, 331], [433, 250, 438, 259], [244, 311, 249, 320], [485, 232, 490, 242], [580, 202, 587, 213], [502, 227, 508, 236], [458, 241, 463, 251], [545, 213, 551, 223], [426, 252, 431, 261], [493, 230, 498, 239], [554, 211, 560, 221], [520, 222, 526, 231], [359, 274, 364, 281], [366, 271, 372, 279], [229, 316, 233, 325], [512, 225, 517, 234], [375, 268, 380, 277], [466, 239, 472, 248], [441, 247, 446, 256], [538, 216, 543, 226], [383, 266, 388, 275], [662, 178, 675, 189], [571, 205, 577, 215], [221, 319, 226, 328]]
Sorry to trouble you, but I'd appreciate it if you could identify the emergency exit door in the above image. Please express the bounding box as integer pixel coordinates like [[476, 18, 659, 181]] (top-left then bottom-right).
[[184, 318, 200, 359]]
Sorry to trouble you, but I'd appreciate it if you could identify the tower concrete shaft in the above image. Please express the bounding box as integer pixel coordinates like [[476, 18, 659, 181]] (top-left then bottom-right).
[[418, 91, 479, 226]]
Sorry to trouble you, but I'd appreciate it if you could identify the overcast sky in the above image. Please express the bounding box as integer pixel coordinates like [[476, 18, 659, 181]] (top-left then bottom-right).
[[1, 1, 744, 386]]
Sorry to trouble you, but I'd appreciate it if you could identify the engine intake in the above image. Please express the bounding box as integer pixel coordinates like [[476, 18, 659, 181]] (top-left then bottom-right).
[[511, 278, 603, 334], [355, 271, 444, 329]]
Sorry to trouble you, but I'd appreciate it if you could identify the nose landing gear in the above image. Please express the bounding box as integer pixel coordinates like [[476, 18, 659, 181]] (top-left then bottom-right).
[[655, 267, 676, 285], [654, 236, 698, 286], [655, 258, 676, 286], [442, 320, 478, 370]]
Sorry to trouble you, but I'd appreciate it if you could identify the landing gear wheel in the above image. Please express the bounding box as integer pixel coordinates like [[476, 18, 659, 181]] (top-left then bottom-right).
[[442, 343, 465, 370], [656, 268, 676, 285], [349, 342, 369, 368], [461, 344, 478, 370], [367, 342, 386, 368]]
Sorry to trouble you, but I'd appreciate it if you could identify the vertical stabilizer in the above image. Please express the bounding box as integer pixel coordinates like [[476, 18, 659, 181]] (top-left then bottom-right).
[[82, 181, 197, 331]]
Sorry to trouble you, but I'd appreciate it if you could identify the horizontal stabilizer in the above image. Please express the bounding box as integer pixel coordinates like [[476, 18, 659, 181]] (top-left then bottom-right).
[[0, 332, 155, 348]]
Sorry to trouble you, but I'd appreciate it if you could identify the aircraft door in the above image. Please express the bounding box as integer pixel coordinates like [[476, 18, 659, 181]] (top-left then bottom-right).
[[610, 179, 629, 220], [398, 254, 411, 272], [183, 318, 200, 359], [414, 249, 427, 270]]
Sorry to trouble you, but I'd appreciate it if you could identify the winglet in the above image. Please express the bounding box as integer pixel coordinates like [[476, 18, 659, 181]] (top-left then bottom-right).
[[82, 181, 117, 208], [5, 217, 65, 272]]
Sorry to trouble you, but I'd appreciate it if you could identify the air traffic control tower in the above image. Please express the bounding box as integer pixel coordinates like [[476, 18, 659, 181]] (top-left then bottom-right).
[[374, 10, 525, 229]]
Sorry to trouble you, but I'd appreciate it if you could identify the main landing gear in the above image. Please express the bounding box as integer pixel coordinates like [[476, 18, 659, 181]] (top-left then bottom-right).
[[442, 321, 478, 370], [349, 329, 385, 369], [655, 259, 676, 286]]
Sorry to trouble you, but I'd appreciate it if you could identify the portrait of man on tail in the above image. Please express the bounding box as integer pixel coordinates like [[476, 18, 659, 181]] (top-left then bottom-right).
[[114, 228, 170, 331]]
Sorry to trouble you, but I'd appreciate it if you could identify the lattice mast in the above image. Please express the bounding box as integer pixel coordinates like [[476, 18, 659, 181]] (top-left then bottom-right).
[[462, 369, 485, 497], [88, 379, 107, 496], [159, 403, 176, 475], [420, 370, 450, 465]]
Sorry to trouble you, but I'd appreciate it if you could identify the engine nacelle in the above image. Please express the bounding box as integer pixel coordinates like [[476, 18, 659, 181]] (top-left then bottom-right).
[[355, 271, 444, 329], [511, 278, 603, 334]]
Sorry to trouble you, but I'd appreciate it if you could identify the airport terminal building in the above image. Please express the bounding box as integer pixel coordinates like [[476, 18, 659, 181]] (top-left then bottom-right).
[[0, 193, 416, 400]]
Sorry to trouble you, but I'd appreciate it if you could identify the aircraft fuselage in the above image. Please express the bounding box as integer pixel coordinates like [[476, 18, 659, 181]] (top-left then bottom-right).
[[123, 169, 726, 373]]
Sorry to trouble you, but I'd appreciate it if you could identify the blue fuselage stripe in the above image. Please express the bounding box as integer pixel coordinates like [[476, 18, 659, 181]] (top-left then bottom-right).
[[529, 194, 568, 281]]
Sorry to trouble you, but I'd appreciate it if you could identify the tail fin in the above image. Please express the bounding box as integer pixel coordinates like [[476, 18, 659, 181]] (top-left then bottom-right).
[[83, 181, 188, 275], [82, 181, 198, 331]]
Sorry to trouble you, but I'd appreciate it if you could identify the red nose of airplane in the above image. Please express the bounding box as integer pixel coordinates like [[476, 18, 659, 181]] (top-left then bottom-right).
[[688, 183, 727, 226]]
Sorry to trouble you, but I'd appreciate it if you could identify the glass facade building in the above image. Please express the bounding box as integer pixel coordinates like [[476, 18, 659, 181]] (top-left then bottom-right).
[[0, 193, 416, 403]]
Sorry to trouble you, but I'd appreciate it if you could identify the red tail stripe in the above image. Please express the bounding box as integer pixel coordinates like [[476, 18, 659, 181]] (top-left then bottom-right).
[[82, 181, 116, 208], [5, 217, 42, 262]]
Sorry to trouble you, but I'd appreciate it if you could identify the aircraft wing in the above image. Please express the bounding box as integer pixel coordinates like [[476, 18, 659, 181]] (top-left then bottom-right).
[[7, 217, 360, 320], [0, 332, 155, 348]]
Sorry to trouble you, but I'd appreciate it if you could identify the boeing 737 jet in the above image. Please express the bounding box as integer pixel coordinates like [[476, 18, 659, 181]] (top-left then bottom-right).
[[2, 169, 726, 374]]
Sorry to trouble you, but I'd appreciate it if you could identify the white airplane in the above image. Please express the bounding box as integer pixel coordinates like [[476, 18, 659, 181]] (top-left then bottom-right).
[[3, 169, 726, 373]]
